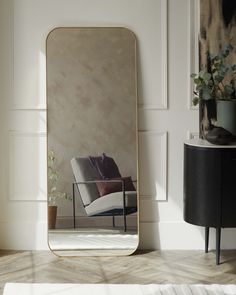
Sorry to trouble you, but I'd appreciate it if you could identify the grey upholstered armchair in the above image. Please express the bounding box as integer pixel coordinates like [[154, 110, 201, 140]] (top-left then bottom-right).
[[71, 157, 137, 231]]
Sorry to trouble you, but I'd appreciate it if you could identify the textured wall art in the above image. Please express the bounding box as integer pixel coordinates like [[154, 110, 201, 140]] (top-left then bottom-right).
[[198, 0, 236, 139], [199, 0, 236, 67]]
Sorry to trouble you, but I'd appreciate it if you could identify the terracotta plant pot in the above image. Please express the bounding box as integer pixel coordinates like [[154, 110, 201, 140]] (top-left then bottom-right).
[[48, 206, 57, 229]]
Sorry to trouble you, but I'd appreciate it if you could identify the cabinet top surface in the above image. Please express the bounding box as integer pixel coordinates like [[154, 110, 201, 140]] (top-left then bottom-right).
[[184, 138, 236, 148]]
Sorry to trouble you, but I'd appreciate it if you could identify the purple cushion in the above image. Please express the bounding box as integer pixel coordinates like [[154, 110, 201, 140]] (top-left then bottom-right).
[[96, 176, 136, 197], [89, 153, 121, 179]]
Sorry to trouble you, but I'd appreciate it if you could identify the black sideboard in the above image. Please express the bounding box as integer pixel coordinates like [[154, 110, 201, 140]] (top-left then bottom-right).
[[184, 139, 236, 265]]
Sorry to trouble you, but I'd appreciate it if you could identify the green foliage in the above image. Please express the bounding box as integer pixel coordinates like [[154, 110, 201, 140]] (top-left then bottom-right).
[[191, 45, 236, 105], [48, 150, 71, 205]]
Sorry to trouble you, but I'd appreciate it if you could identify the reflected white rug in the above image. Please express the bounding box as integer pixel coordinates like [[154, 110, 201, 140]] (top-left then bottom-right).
[[49, 229, 138, 250], [4, 283, 236, 295]]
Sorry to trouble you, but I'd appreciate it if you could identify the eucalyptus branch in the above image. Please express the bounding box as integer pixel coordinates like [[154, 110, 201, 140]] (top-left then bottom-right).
[[48, 150, 71, 205], [191, 45, 236, 104]]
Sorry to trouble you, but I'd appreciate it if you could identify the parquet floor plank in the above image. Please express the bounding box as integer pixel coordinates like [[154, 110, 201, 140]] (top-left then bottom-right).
[[1, 250, 236, 294]]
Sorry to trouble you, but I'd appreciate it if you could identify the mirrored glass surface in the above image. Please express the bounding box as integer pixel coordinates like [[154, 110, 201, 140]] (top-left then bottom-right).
[[46, 27, 138, 256]]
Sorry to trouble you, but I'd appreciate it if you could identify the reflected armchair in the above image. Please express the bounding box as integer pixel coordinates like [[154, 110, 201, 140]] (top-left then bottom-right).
[[71, 157, 137, 231]]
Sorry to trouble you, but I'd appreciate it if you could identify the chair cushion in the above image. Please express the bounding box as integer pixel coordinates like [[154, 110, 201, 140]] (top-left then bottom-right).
[[96, 177, 136, 197], [71, 158, 101, 206], [85, 191, 137, 216]]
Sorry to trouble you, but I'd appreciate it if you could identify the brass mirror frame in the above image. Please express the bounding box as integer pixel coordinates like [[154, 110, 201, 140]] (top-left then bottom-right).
[[46, 27, 139, 256]]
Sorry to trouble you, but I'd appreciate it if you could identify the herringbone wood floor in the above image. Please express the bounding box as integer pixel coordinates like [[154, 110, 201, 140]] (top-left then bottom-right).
[[1, 250, 236, 295]]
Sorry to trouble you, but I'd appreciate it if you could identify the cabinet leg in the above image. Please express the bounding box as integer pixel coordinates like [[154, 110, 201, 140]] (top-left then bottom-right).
[[216, 227, 221, 265], [205, 227, 209, 253]]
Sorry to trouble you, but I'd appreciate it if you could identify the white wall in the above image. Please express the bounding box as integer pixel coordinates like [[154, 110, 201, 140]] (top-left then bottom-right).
[[1, 0, 236, 250]]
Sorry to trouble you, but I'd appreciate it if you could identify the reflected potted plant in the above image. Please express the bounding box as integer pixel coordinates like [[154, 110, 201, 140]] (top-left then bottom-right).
[[191, 44, 236, 143], [48, 150, 70, 229]]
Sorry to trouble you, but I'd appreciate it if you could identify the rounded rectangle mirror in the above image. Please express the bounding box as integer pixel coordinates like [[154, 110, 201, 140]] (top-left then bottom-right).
[[46, 27, 138, 256]]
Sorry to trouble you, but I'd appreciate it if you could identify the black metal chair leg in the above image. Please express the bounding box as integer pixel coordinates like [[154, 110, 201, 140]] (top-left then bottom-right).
[[72, 183, 76, 229], [205, 227, 209, 253], [122, 198, 127, 232], [122, 181, 127, 232], [216, 227, 221, 265], [112, 215, 115, 228], [123, 212, 127, 232]]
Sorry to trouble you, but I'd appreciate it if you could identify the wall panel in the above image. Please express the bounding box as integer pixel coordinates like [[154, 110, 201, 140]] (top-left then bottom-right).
[[8, 131, 47, 201], [139, 131, 167, 201]]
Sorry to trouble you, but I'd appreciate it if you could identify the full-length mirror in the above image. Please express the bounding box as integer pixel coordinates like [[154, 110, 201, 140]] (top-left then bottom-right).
[[46, 27, 138, 256]]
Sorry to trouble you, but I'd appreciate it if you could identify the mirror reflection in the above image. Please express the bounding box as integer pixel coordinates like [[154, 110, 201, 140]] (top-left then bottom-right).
[[46, 27, 138, 256]]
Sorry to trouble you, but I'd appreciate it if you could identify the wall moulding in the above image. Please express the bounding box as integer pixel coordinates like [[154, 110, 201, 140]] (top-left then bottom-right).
[[11, 0, 47, 110], [138, 131, 167, 201], [8, 131, 47, 202], [188, 0, 199, 110], [138, 0, 168, 110], [8, 110, 46, 133]]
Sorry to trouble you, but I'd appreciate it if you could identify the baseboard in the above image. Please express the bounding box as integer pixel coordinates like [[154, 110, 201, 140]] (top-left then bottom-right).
[[56, 215, 137, 229], [139, 221, 236, 250], [0, 220, 48, 250]]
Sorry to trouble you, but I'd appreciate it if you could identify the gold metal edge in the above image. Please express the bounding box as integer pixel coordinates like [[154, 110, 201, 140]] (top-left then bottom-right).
[[45, 26, 139, 257]]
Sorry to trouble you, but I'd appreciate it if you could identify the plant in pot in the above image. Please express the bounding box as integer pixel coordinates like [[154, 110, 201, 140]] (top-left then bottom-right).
[[191, 44, 236, 144], [48, 150, 70, 229]]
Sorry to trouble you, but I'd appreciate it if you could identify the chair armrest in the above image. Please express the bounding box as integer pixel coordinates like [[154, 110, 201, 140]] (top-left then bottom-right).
[[73, 179, 126, 195], [73, 179, 124, 184]]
